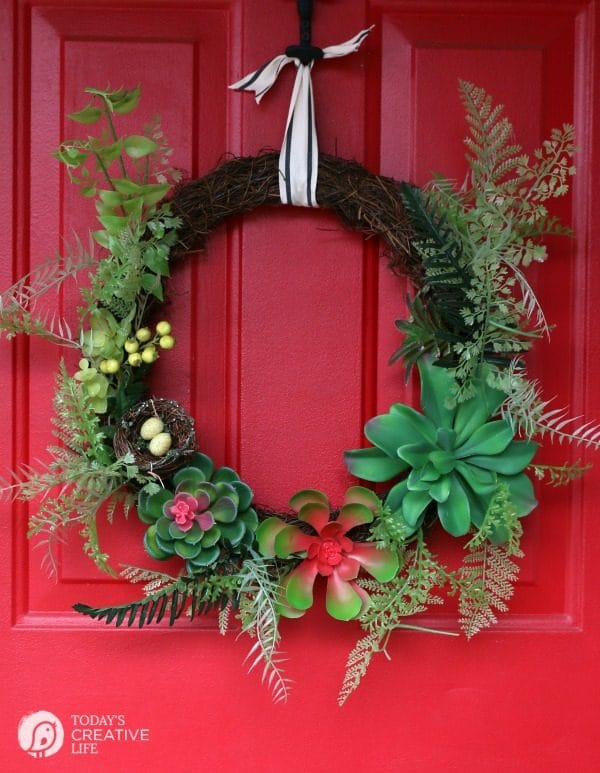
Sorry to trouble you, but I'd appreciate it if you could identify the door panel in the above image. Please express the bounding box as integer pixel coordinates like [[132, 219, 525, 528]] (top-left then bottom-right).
[[2, 1, 599, 770]]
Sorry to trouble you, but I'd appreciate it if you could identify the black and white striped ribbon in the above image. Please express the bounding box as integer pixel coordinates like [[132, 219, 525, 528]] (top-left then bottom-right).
[[230, 26, 374, 207]]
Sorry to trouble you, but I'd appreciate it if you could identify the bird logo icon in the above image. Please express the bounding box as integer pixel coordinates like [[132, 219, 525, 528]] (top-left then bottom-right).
[[17, 711, 64, 758]]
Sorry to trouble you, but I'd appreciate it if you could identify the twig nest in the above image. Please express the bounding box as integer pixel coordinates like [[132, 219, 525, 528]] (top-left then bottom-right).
[[113, 398, 196, 477]]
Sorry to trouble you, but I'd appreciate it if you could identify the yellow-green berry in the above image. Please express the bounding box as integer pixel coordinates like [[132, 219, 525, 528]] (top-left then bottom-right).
[[127, 352, 143, 367], [124, 339, 139, 353], [141, 345, 158, 364], [155, 320, 172, 337], [135, 327, 152, 343], [99, 359, 111, 374], [159, 335, 176, 350], [104, 358, 120, 374]]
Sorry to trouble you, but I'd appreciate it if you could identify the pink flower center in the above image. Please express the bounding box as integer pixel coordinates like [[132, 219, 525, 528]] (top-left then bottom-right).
[[170, 498, 195, 527]]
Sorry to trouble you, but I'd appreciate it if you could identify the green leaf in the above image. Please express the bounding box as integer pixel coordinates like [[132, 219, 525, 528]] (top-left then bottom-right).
[[212, 466, 240, 484], [144, 525, 172, 560], [143, 248, 170, 277], [140, 183, 171, 207], [122, 197, 144, 218], [212, 496, 237, 524], [217, 519, 245, 546], [68, 103, 103, 124], [138, 489, 171, 523], [186, 453, 214, 480], [156, 516, 173, 541], [468, 440, 538, 475], [402, 490, 432, 527], [231, 481, 253, 511], [124, 135, 159, 159], [100, 140, 124, 162], [454, 461, 496, 496], [187, 545, 220, 568], [239, 507, 258, 531], [109, 85, 141, 114], [55, 148, 88, 168], [98, 189, 124, 207], [174, 540, 202, 559], [92, 229, 110, 248], [502, 472, 538, 516], [417, 358, 456, 429], [397, 443, 434, 469], [454, 420, 514, 459], [140, 272, 163, 301], [344, 447, 407, 482], [113, 178, 142, 195], [200, 526, 220, 547], [437, 475, 471, 536], [98, 214, 130, 235], [173, 467, 207, 489]]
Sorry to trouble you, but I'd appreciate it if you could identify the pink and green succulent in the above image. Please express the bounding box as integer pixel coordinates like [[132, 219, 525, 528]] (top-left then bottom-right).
[[256, 487, 399, 621], [138, 452, 258, 572], [344, 358, 538, 542]]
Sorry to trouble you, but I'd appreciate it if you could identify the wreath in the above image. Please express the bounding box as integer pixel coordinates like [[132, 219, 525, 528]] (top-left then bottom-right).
[[0, 82, 589, 705]]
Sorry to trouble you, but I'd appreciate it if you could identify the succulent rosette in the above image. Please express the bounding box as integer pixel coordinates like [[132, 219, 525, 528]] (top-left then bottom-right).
[[137, 452, 258, 572], [344, 359, 538, 542], [81, 307, 130, 362], [256, 487, 399, 621]]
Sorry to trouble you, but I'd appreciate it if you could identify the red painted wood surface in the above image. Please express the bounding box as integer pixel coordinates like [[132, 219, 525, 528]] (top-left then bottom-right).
[[1, 0, 599, 770]]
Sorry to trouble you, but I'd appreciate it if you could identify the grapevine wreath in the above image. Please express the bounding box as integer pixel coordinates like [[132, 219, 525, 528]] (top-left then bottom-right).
[[0, 68, 590, 704]]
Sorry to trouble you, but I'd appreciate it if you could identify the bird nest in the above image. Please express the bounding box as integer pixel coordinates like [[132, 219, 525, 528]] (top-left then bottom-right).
[[113, 398, 196, 476]]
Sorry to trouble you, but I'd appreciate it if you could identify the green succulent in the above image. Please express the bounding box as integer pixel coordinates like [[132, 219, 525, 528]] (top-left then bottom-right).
[[344, 359, 538, 542], [73, 358, 109, 413], [81, 307, 130, 362], [137, 452, 258, 572]]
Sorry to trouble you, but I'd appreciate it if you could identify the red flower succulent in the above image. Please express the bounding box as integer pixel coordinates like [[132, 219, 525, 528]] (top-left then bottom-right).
[[256, 487, 399, 621]]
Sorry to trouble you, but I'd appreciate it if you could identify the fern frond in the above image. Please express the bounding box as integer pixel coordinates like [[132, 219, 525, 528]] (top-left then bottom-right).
[[0, 306, 79, 347], [80, 516, 114, 576], [0, 246, 93, 345], [459, 80, 524, 189], [218, 601, 232, 635], [458, 542, 522, 638], [237, 555, 292, 704], [531, 461, 591, 487], [73, 579, 191, 627], [0, 244, 94, 307], [337, 632, 380, 707], [119, 564, 179, 593]]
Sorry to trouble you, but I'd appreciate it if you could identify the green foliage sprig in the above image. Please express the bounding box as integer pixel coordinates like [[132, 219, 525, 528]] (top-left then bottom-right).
[[237, 555, 293, 704], [394, 81, 575, 403]]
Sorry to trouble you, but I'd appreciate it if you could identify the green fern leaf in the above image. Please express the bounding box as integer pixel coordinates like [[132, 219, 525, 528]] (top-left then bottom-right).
[[337, 632, 380, 707]]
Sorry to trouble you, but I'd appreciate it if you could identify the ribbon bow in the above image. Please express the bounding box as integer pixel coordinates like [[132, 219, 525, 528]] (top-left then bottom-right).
[[230, 26, 374, 207]]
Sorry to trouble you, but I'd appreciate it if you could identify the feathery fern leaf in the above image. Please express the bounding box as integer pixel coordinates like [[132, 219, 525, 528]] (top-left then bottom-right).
[[237, 555, 292, 704], [0, 247, 93, 345], [531, 461, 592, 487], [337, 632, 381, 707], [457, 542, 522, 639]]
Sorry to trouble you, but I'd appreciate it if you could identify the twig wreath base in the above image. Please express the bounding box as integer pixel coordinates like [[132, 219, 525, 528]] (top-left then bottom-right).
[[170, 151, 418, 283]]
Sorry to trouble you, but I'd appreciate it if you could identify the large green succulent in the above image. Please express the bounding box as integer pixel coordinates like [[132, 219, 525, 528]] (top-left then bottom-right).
[[137, 452, 258, 572], [345, 359, 538, 542]]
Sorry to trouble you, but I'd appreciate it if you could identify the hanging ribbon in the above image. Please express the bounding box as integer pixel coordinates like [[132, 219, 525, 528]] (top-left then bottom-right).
[[230, 26, 374, 208]]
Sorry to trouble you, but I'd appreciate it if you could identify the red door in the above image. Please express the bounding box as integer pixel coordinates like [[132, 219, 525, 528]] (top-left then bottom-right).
[[2, 1, 600, 770]]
